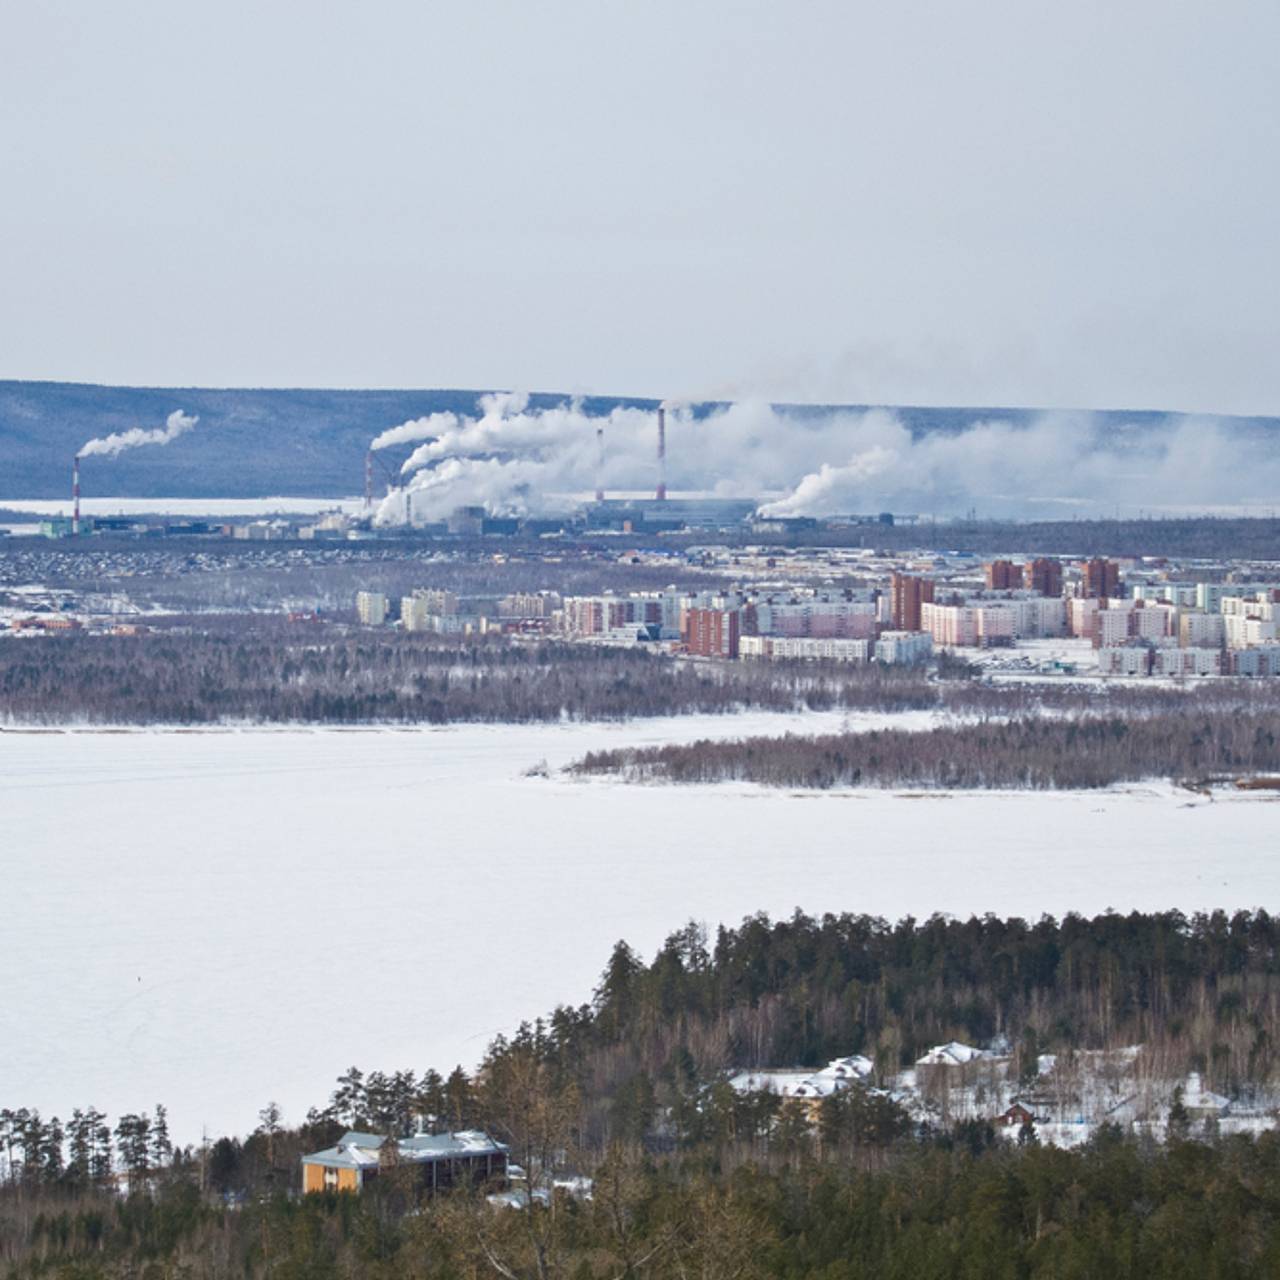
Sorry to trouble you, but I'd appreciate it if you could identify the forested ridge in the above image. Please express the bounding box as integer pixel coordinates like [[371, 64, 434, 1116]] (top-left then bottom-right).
[[8, 911, 1280, 1276]]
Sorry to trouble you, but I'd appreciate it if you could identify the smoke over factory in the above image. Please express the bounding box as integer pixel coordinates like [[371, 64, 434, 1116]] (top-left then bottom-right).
[[363, 394, 1280, 530]]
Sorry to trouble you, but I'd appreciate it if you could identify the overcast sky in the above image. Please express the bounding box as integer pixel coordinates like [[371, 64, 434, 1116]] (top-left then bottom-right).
[[1, 1, 1277, 413]]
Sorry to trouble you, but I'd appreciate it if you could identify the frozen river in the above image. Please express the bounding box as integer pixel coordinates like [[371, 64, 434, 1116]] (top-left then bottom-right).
[[2, 709, 1276, 1143]]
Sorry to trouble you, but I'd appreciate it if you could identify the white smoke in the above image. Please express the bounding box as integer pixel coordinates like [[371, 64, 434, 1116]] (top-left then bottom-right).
[[369, 412, 459, 451], [370, 394, 1280, 526], [79, 410, 198, 460]]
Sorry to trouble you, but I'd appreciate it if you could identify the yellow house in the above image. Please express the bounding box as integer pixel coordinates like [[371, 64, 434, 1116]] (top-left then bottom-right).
[[302, 1130, 507, 1194]]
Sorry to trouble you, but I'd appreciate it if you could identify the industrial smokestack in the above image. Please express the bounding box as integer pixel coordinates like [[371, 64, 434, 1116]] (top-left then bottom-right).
[[72, 455, 81, 536], [595, 426, 605, 503], [365, 451, 373, 512], [656, 406, 667, 501]]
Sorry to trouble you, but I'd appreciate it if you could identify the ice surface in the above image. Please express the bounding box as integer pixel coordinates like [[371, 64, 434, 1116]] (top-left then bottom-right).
[[2, 708, 1276, 1144]]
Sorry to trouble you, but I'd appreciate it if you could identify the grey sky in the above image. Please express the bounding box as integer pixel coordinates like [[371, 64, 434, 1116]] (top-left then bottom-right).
[[2, 1, 1277, 413]]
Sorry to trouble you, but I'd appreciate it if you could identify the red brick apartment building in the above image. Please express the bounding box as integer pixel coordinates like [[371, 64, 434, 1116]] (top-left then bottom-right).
[[984, 560, 1020, 591], [890, 573, 935, 631], [1023, 558, 1064, 597], [1082, 558, 1121, 599], [685, 607, 740, 658]]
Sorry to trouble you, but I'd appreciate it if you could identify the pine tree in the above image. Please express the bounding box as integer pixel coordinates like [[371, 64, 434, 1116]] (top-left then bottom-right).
[[443, 1066, 474, 1131], [115, 1113, 151, 1192], [332, 1066, 365, 1128], [150, 1104, 172, 1171], [594, 940, 643, 1040]]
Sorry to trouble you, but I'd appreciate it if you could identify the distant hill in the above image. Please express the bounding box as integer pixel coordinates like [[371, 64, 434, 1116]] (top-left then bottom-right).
[[0, 379, 1270, 500]]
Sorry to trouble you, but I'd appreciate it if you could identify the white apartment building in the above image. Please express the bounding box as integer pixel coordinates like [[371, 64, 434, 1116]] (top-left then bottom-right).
[[1154, 647, 1222, 677], [1222, 595, 1280, 649], [874, 631, 934, 665], [740, 636, 871, 663], [1180, 612, 1226, 648], [1098, 647, 1152, 676], [355, 591, 388, 626], [1230, 646, 1280, 676]]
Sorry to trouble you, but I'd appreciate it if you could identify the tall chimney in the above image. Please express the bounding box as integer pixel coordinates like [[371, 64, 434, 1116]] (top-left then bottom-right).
[[595, 426, 605, 503], [365, 451, 373, 512], [72, 455, 81, 536], [656, 406, 667, 501]]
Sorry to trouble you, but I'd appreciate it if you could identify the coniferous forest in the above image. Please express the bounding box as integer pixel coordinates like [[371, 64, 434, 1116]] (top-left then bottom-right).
[[8, 910, 1280, 1278]]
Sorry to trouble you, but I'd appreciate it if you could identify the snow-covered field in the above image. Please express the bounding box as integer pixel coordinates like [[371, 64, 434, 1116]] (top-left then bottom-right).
[[3, 708, 1276, 1144]]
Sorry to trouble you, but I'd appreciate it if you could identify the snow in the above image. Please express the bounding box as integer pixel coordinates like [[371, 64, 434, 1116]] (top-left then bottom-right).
[[1, 497, 366, 518], [3, 709, 1278, 1145]]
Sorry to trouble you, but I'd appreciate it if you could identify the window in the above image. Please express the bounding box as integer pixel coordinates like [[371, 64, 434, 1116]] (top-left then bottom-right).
[[323, 1167, 339, 1191]]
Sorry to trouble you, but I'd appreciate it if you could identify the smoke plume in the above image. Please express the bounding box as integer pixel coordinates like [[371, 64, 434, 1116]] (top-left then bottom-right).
[[369, 412, 459, 451], [79, 410, 198, 459], [370, 395, 1280, 525]]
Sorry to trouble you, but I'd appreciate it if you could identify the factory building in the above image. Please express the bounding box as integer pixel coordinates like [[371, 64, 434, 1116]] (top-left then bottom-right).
[[583, 497, 758, 532]]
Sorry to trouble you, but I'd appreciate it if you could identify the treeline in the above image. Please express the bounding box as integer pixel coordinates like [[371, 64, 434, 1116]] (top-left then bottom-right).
[[787, 515, 1280, 559], [9, 1137, 1280, 1278], [8, 618, 1280, 726], [515, 909, 1280, 1149], [572, 710, 1280, 789], [0, 626, 934, 725]]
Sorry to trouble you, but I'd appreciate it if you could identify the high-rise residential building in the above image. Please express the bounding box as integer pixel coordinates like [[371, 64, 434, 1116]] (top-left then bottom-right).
[[984, 560, 1019, 591], [355, 591, 388, 626], [684, 608, 740, 658], [1082, 558, 1121, 599], [890, 573, 935, 631], [1023, 558, 1064, 598]]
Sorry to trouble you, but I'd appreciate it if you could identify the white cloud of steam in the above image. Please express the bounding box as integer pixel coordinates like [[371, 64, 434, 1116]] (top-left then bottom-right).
[[372, 394, 1280, 526], [369, 412, 459, 451], [476, 390, 530, 418], [78, 410, 198, 460]]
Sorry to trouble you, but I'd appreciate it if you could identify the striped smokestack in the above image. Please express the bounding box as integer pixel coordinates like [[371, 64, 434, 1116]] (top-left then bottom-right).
[[656, 406, 667, 501], [365, 451, 373, 512], [595, 426, 605, 503], [72, 455, 81, 536]]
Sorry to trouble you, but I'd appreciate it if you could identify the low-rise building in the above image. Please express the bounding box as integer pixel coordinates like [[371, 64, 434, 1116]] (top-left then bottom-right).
[[302, 1130, 507, 1195], [874, 631, 933, 665]]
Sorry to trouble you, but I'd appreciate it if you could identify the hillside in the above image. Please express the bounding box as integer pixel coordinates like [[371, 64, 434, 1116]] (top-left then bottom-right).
[[0, 379, 1221, 501]]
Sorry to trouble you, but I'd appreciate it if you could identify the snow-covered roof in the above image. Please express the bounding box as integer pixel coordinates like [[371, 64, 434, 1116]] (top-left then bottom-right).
[[916, 1041, 988, 1067], [810, 1055, 875, 1082], [303, 1129, 506, 1170], [729, 1056, 876, 1100], [1183, 1073, 1231, 1113]]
